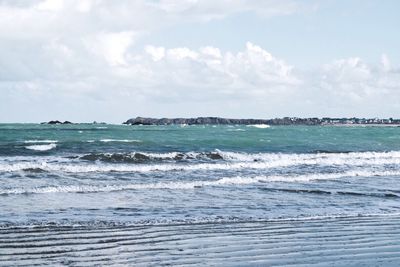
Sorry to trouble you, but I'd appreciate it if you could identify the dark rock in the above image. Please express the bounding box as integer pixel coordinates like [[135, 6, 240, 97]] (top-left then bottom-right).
[[48, 120, 62, 124], [45, 120, 73, 125], [133, 152, 151, 161], [205, 152, 224, 160]]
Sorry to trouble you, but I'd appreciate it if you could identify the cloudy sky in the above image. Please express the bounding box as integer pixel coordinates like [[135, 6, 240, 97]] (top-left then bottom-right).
[[0, 0, 399, 123]]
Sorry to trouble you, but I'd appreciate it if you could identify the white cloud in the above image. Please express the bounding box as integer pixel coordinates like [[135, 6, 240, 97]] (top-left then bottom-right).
[[123, 42, 299, 94], [145, 46, 166, 61], [0, 0, 305, 80], [76, 0, 92, 13], [167, 47, 199, 60], [84, 31, 136, 66], [302, 56, 400, 117], [0, 39, 302, 121], [0, 0, 303, 39], [35, 0, 64, 11], [149, 0, 303, 21], [322, 57, 371, 83], [200, 46, 222, 59], [0, 0, 399, 122], [381, 54, 391, 72], [319, 57, 399, 96]]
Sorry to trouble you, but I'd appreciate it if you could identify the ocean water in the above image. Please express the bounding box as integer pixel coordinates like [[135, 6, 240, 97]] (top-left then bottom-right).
[[1, 123, 400, 265]]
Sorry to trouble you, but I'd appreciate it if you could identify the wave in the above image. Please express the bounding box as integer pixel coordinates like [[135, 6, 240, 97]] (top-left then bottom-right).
[[3, 212, 400, 229], [247, 124, 270, 128], [25, 144, 57, 151], [2, 170, 400, 195], [76, 150, 400, 165], [1, 212, 399, 230], [216, 150, 400, 163], [260, 187, 399, 198], [227, 128, 246, 132], [22, 167, 47, 173], [3, 150, 400, 173], [79, 151, 223, 163], [311, 149, 353, 154], [99, 139, 141, 143], [23, 140, 58, 143]]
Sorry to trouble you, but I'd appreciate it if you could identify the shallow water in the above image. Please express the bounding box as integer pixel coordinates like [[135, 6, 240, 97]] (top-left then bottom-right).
[[1, 123, 400, 265]]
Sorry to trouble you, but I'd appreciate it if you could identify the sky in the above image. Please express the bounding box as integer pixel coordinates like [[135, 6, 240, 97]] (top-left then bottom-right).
[[0, 0, 399, 123]]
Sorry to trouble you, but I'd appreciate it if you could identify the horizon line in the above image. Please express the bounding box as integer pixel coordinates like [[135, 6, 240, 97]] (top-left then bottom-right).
[[2, 116, 400, 125]]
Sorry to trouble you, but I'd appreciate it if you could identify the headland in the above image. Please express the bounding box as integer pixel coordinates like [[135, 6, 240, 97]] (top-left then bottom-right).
[[123, 117, 400, 126]]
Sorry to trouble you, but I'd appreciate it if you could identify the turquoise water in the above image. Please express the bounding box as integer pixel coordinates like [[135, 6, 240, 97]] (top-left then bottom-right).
[[1, 123, 400, 225], [2, 123, 400, 265], [2, 124, 400, 155]]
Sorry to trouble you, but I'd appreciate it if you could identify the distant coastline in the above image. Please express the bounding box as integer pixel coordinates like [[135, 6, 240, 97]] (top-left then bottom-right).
[[123, 117, 400, 126]]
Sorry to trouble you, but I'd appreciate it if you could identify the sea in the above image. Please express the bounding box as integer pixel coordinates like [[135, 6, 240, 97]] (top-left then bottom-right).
[[1, 123, 400, 266]]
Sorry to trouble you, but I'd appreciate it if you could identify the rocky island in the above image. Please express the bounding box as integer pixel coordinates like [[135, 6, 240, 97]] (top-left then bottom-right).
[[124, 117, 400, 126], [41, 120, 73, 125]]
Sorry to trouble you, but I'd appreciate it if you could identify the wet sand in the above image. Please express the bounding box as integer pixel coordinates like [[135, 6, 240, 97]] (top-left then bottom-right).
[[1, 214, 400, 266]]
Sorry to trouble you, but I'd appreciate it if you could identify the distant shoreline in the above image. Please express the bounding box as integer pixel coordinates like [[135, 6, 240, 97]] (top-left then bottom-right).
[[330, 123, 400, 127], [122, 117, 400, 126], [6, 117, 400, 126]]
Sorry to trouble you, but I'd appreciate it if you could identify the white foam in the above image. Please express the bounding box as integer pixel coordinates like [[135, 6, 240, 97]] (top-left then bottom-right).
[[3, 169, 400, 195], [227, 128, 246, 132], [247, 124, 270, 128], [25, 144, 57, 151], [24, 140, 58, 143], [218, 150, 400, 165], [4, 151, 400, 173], [141, 151, 192, 159], [262, 170, 400, 182], [99, 139, 141, 143]]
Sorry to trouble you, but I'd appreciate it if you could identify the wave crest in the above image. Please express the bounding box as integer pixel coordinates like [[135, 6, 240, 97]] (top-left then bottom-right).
[[80, 151, 223, 163], [2, 170, 400, 195], [25, 144, 57, 151], [3, 150, 400, 173]]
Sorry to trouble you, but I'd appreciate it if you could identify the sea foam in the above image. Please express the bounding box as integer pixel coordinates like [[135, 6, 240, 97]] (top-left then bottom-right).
[[3, 150, 400, 173], [2, 169, 400, 195], [24, 140, 58, 143], [247, 124, 270, 128], [99, 139, 141, 143], [25, 144, 57, 151]]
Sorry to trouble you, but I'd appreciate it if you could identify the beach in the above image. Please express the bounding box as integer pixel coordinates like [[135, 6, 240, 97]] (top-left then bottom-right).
[[2, 214, 400, 266]]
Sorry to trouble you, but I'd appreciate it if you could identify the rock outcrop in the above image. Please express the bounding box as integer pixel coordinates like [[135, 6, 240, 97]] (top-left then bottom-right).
[[43, 120, 73, 125]]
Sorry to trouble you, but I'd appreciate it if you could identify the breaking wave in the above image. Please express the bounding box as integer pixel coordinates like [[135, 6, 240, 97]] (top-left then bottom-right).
[[73, 150, 400, 165], [3, 212, 400, 229], [23, 140, 58, 143], [25, 144, 57, 151], [2, 170, 400, 195], [247, 124, 270, 128], [79, 151, 223, 163], [99, 139, 141, 143], [260, 187, 399, 198], [3, 150, 400, 173]]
